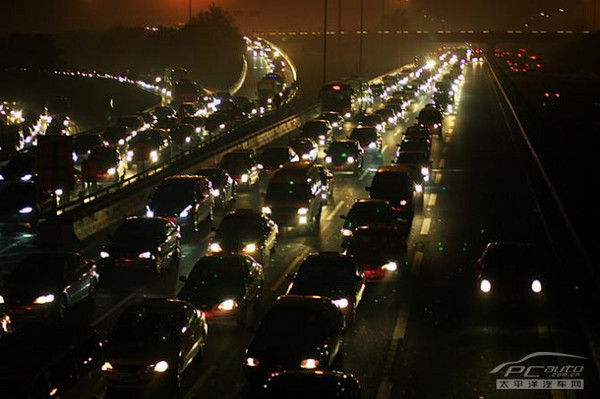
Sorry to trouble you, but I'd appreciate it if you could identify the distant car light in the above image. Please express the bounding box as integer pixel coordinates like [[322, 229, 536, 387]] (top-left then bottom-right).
[[382, 262, 398, 271], [209, 243, 222, 252], [138, 251, 152, 259], [100, 251, 110, 259], [480, 279, 491, 293], [244, 243, 257, 253], [300, 359, 320, 369], [531, 279, 542, 293], [19, 206, 33, 214], [332, 298, 349, 309], [33, 294, 55, 304], [217, 299, 238, 311]]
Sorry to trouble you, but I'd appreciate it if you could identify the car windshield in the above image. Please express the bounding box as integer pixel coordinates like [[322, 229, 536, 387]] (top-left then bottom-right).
[[4, 156, 35, 171], [103, 126, 128, 142], [293, 257, 355, 288], [10, 254, 68, 283], [220, 153, 252, 173], [395, 152, 428, 164], [88, 148, 117, 163], [370, 172, 413, 198], [130, 131, 161, 146], [346, 203, 395, 227], [328, 142, 357, 154], [73, 135, 104, 152], [150, 179, 197, 212], [347, 230, 402, 251], [350, 129, 376, 141], [265, 182, 310, 201], [187, 257, 246, 287], [359, 115, 380, 125], [289, 140, 314, 154], [260, 148, 290, 166], [112, 219, 158, 244], [195, 169, 225, 185], [111, 307, 178, 344], [303, 122, 328, 134], [257, 302, 329, 336], [217, 213, 263, 236], [418, 109, 442, 122]]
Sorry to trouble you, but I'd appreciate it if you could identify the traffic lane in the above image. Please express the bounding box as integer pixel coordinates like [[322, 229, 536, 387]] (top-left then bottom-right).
[[386, 62, 600, 398], [233, 50, 271, 99]]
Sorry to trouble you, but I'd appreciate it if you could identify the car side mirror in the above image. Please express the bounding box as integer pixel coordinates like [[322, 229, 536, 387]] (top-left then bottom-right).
[[179, 276, 188, 283]]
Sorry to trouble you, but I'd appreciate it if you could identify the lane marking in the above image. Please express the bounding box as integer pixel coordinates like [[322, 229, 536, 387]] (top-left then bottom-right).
[[420, 218, 431, 235], [325, 200, 345, 221], [183, 365, 217, 399], [434, 173, 442, 184], [92, 289, 142, 327], [439, 159, 446, 168], [427, 193, 437, 208], [271, 247, 312, 292], [382, 144, 388, 152], [359, 169, 369, 181]]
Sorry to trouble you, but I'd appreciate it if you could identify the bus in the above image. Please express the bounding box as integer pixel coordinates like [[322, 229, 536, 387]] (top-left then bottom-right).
[[319, 77, 373, 119]]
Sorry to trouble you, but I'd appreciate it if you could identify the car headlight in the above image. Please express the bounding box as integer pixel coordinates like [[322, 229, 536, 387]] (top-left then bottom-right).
[[421, 167, 430, 176], [347, 156, 355, 163], [531, 279, 542, 293], [150, 150, 159, 162], [33, 294, 55, 304], [415, 184, 423, 193], [101, 362, 113, 371], [20, 174, 32, 181], [480, 279, 491, 293], [241, 173, 249, 183], [297, 207, 309, 215], [382, 262, 398, 271], [301, 153, 311, 160], [332, 298, 349, 309], [332, 122, 339, 128], [368, 142, 377, 149], [118, 138, 125, 145], [179, 205, 192, 218], [148, 360, 169, 373], [212, 189, 220, 197], [138, 251, 153, 259], [244, 243, 257, 253], [100, 251, 110, 259], [325, 156, 332, 163], [245, 357, 259, 367], [209, 243, 222, 252], [217, 299, 238, 311], [399, 200, 408, 206], [145, 207, 154, 217], [262, 206, 272, 214], [341, 229, 353, 237], [19, 206, 33, 214], [300, 359, 320, 369], [0, 174, 4, 180], [0, 295, 4, 304], [107, 167, 116, 175], [127, 150, 134, 157]]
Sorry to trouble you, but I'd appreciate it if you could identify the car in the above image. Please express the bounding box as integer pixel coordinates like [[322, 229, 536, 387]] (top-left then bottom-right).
[[102, 124, 133, 154], [0, 320, 105, 399], [180, 115, 206, 136], [349, 126, 383, 159], [397, 136, 431, 159], [100, 216, 181, 273], [357, 113, 385, 133], [102, 298, 207, 393], [0, 125, 24, 156], [261, 370, 362, 399], [316, 164, 334, 204], [153, 116, 180, 132], [403, 123, 432, 140], [176, 101, 199, 118], [366, 165, 417, 223], [375, 108, 398, 130], [339, 198, 400, 247], [72, 133, 109, 165], [126, 128, 171, 168], [258, 146, 299, 175], [344, 226, 407, 280], [146, 175, 213, 231], [0, 154, 36, 183], [134, 111, 157, 128], [299, 119, 333, 147], [152, 105, 177, 120], [218, 148, 261, 190], [243, 295, 345, 386], [208, 209, 278, 265], [168, 123, 196, 146], [204, 112, 231, 135], [0, 252, 99, 320], [115, 114, 146, 132], [44, 114, 72, 136], [262, 161, 325, 234], [194, 167, 236, 209], [81, 146, 127, 184], [393, 150, 432, 185], [232, 96, 259, 116], [288, 136, 319, 162], [317, 111, 345, 131], [476, 241, 545, 301], [417, 104, 443, 138], [433, 91, 455, 114], [285, 252, 365, 324], [323, 139, 364, 175], [0, 182, 53, 227], [177, 254, 264, 328]]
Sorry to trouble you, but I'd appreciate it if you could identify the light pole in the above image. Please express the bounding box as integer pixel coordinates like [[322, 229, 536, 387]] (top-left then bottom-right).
[[359, 0, 364, 76], [323, 0, 328, 84]]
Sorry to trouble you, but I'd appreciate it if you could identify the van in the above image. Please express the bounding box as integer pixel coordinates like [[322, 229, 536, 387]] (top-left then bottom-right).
[[262, 161, 325, 234], [0, 320, 105, 399]]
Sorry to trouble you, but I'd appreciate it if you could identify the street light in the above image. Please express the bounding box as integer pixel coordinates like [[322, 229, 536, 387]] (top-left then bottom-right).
[[359, 0, 364, 76], [323, 0, 328, 84]]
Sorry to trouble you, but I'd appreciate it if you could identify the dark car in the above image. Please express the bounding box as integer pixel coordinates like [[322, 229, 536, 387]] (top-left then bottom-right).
[[324, 139, 364, 175], [194, 167, 236, 209], [102, 124, 133, 154], [0, 182, 53, 227], [177, 254, 263, 328], [288, 137, 319, 162], [102, 298, 207, 392], [476, 241, 545, 301], [286, 252, 365, 324], [344, 226, 407, 280], [0, 320, 105, 399], [258, 146, 299, 175], [72, 134, 109, 165], [81, 146, 127, 184], [375, 108, 398, 130], [404, 123, 432, 140], [232, 96, 258, 116], [394, 150, 432, 185], [180, 115, 206, 136], [153, 116, 180, 133], [367, 165, 417, 223], [261, 370, 362, 399], [243, 295, 345, 386], [397, 136, 431, 159], [204, 112, 231, 134], [100, 216, 181, 273], [317, 111, 344, 131], [208, 209, 278, 265], [300, 119, 333, 147], [0, 252, 99, 320], [168, 123, 196, 146], [339, 198, 400, 247], [44, 115, 71, 136], [0, 125, 24, 156], [146, 175, 213, 231], [152, 106, 177, 120], [134, 112, 157, 128], [349, 126, 383, 159], [357, 113, 385, 133], [115, 114, 146, 132], [417, 104, 443, 138], [218, 149, 261, 190], [127, 128, 171, 168], [0, 154, 36, 183], [433, 91, 454, 114]]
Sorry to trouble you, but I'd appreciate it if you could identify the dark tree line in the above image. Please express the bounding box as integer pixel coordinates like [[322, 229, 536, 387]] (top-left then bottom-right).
[[0, 33, 65, 70]]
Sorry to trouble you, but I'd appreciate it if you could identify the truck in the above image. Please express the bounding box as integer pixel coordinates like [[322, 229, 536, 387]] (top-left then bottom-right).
[[257, 73, 285, 109]]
